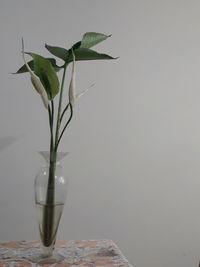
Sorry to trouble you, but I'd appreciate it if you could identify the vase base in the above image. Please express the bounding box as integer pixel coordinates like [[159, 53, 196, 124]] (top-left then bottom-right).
[[26, 250, 65, 264]]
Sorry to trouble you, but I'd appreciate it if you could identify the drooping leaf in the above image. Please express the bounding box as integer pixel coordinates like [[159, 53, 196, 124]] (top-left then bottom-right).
[[45, 44, 69, 61], [67, 48, 117, 62], [14, 58, 62, 74], [27, 53, 59, 100], [80, 32, 111, 49]]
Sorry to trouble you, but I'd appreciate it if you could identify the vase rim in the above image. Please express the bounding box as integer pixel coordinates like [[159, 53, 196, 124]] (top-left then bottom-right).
[[38, 151, 69, 162]]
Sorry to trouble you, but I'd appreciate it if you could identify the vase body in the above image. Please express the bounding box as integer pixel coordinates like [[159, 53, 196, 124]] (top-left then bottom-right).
[[34, 151, 68, 263]]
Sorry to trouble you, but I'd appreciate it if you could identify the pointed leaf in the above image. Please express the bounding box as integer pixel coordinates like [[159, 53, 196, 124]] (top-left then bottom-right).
[[45, 44, 69, 61], [67, 48, 116, 62], [80, 32, 111, 48], [15, 58, 62, 74], [72, 41, 81, 50], [28, 53, 59, 100]]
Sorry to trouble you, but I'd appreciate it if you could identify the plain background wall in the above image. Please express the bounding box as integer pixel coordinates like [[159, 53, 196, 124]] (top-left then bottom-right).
[[1, 0, 200, 266]]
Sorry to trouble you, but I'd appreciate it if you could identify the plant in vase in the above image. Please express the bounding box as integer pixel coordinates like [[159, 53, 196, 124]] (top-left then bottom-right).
[[15, 32, 116, 263]]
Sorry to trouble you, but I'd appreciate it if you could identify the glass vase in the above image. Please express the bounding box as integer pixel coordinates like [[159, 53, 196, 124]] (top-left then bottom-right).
[[33, 151, 68, 264]]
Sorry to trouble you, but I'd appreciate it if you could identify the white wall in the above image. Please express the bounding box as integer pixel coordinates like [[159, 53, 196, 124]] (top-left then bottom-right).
[[1, 0, 200, 266]]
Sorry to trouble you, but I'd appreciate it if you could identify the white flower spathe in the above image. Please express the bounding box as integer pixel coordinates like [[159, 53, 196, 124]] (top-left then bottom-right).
[[22, 39, 49, 109], [68, 50, 94, 107], [68, 50, 76, 106]]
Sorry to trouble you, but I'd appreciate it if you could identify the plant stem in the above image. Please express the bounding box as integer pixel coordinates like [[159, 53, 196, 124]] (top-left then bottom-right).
[[55, 103, 73, 150], [48, 104, 54, 152], [42, 104, 56, 246], [55, 63, 68, 152], [42, 155, 56, 246], [51, 100, 54, 132], [60, 103, 69, 124], [42, 63, 69, 247]]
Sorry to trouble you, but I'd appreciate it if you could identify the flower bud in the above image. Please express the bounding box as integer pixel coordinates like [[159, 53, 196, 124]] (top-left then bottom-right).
[[22, 39, 49, 109], [68, 49, 94, 106], [68, 49, 76, 107]]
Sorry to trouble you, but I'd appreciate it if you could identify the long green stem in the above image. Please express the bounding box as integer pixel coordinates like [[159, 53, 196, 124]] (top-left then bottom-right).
[[42, 157, 56, 246], [54, 63, 68, 152], [60, 103, 69, 124], [55, 103, 73, 150], [51, 100, 54, 133], [42, 63, 69, 247], [48, 104, 54, 152], [42, 104, 55, 246]]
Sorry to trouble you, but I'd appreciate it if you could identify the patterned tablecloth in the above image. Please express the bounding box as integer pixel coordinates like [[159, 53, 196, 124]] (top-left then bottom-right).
[[0, 239, 133, 266]]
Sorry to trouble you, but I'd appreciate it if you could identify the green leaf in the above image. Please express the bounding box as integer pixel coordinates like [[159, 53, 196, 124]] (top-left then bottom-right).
[[67, 48, 117, 62], [28, 53, 59, 100], [72, 41, 81, 50], [45, 44, 69, 61], [45, 32, 112, 63], [80, 32, 111, 49], [14, 58, 62, 74]]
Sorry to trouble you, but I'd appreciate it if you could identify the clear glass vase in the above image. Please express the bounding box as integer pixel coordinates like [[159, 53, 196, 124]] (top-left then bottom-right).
[[33, 151, 68, 264]]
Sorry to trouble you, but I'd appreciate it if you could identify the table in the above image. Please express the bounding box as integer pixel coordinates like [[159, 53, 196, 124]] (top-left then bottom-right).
[[0, 239, 133, 266]]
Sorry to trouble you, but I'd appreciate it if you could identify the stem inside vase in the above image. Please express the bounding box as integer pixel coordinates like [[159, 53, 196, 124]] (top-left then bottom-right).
[[42, 154, 56, 247], [35, 151, 68, 251]]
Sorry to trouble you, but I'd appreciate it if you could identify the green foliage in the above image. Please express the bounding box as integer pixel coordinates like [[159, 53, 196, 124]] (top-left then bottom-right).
[[80, 32, 111, 48], [68, 48, 116, 62], [45, 32, 115, 63], [45, 44, 69, 61], [15, 58, 61, 74], [27, 53, 59, 100], [15, 32, 117, 101]]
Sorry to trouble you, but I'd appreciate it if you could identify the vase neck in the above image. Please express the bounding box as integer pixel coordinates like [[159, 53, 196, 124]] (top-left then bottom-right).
[[38, 151, 69, 165]]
